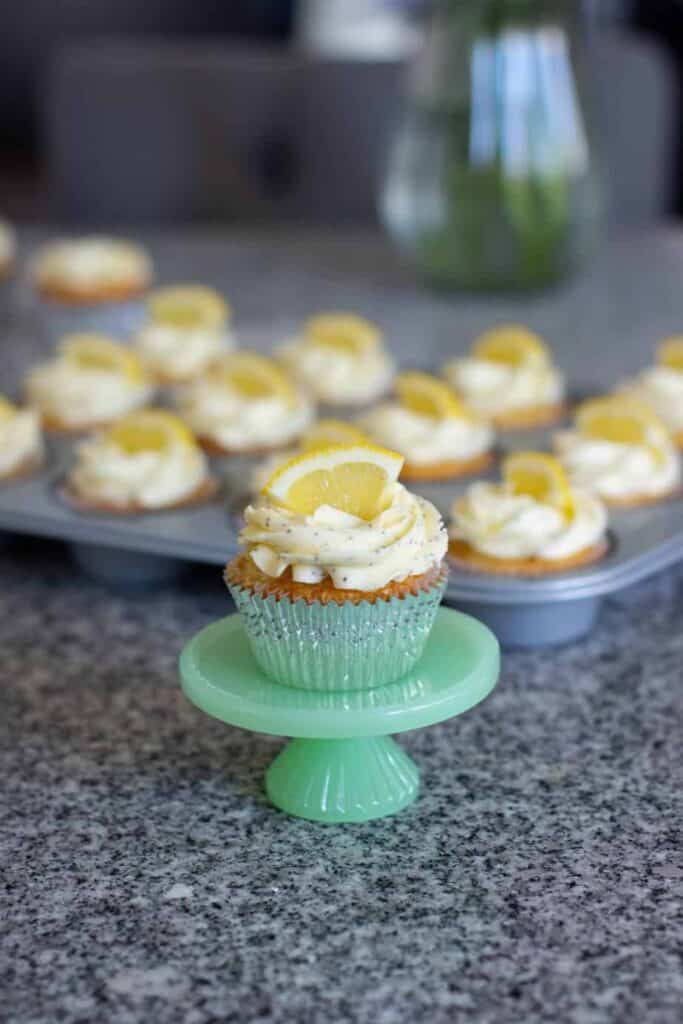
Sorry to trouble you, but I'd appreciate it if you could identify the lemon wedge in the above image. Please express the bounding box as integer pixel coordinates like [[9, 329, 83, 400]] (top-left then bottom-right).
[[503, 451, 574, 518], [473, 325, 548, 367], [263, 443, 403, 520], [108, 410, 195, 454], [148, 285, 229, 331], [0, 396, 17, 421], [300, 419, 368, 452], [211, 352, 294, 403], [657, 336, 683, 373], [61, 334, 145, 383], [576, 396, 669, 464], [305, 313, 381, 356], [395, 371, 469, 420]]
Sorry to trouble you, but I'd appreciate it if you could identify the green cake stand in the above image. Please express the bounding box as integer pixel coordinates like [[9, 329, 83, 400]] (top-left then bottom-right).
[[179, 607, 500, 824]]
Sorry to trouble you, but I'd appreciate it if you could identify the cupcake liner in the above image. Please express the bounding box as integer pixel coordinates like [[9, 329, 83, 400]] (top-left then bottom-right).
[[227, 570, 448, 692]]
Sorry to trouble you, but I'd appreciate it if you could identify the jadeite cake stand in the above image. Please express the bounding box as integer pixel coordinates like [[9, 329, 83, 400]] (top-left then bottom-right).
[[179, 607, 500, 824]]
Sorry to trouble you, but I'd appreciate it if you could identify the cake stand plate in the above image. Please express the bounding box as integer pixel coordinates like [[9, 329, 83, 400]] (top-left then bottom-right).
[[180, 608, 500, 823]]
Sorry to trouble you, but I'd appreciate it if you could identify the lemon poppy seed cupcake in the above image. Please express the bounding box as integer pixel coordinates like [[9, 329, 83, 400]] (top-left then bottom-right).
[[25, 334, 154, 433], [619, 337, 683, 450], [179, 352, 314, 456], [359, 371, 495, 481], [443, 325, 566, 429], [0, 396, 44, 480], [554, 397, 681, 507], [226, 444, 448, 691], [64, 410, 216, 514], [449, 452, 608, 576], [277, 313, 395, 409], [135, 284, 233, 384]]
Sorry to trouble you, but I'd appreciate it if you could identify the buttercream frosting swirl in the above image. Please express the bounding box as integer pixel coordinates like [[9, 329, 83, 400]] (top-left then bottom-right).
[[31, 237, 151, 295], [620, 368, 683, 434], [0, 407, 43, 477], [450, 482, 607, 560], [278, 337, 395, 405], [69, 433, 209, 509], [179, 378, 314, 452], [443, 357, 564, 416], [26, 357, 153, 429], [554, 429, 680, 500], [359, 404, 493, 465], [136, 323, 234, 382], [241, 482, 447, 590]]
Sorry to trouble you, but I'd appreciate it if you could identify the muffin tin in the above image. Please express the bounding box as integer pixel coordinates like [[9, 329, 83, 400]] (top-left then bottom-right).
[[1, 406, 682, 646]]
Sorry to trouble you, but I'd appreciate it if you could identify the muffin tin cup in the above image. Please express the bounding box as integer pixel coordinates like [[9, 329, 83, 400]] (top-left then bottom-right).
[[70, 542, 185, 588], [30, 296, 148, 342]]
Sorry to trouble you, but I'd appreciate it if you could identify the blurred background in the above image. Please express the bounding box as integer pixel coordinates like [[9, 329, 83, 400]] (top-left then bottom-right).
[[1, 0, 682, 284]]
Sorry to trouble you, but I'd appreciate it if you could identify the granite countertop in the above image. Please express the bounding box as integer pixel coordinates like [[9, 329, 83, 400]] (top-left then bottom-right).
[[2, 229, 683, 1023]]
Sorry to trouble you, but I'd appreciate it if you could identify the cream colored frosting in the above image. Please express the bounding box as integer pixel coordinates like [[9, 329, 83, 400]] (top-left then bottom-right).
[[0, 220, 16, 273], [278, 337, 395, 405], [135, 323, 234, 382], [31, 237, 151, 293], [358, 404, 493, 466], [443, 357, 565, 416], [179, 378, 314, 452], [26, 359, 153, 429], [241, 482, 447, 590], [69, 433, 209, 509], [0, 408, 43, 477], [554, 429, 680, 500], [450, 482, 607, 560], [621, 367, 683, 434]]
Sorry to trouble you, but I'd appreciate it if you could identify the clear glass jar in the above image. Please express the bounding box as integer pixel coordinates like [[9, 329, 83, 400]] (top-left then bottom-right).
[[380, 0, 602, 290]]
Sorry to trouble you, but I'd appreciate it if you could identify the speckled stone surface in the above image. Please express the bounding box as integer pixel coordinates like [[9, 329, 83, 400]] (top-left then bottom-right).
[[1, 230, 683, 1023]]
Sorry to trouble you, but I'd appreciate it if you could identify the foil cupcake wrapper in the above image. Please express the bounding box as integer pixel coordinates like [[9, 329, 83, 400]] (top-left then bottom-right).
[[228, 570, 448, 692]]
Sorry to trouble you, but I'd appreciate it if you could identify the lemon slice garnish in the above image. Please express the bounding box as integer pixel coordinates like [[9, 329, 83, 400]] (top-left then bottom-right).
[[305, 313, 381, 356], [300, 419, 368, 452], [211, 352, 295, 403], [503, 451, 574, 519], [473, 325, 548, 367], [395, 371, 469, 420], [148, 285, 229, 331], [657, 336, 683, 373], [107, 410, 195, 454], [61, 334, 145, 383], [0, 396, 17, 422], [576, 396, 669, 465], [263, 443, 403, 520]]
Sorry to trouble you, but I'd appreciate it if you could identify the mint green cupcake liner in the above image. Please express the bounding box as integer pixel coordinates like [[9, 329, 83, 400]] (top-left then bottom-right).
[[227, 568, 448, 692]]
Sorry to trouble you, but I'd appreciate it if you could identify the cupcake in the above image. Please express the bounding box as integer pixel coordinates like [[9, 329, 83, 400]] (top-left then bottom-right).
[[249, 418, 369, 494], [277, 313, 395, 408], [135, 284, 233, 384], [226, 444, 448, 691], [554, 397, 681, 507], [0, 396, 44, 481], [64, 410, 216, 514], [179, 352, 314, 456], [0, 220, 16, 281], [29, 236, 152, 337], [619, 337, 683, 449], [443, 325, 566, 429], [26, 334, 154, 433], [449, 452, 608, 576], [359, 371, 494, 481]]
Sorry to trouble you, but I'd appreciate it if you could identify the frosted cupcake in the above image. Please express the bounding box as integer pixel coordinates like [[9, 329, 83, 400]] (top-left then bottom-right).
[[359, 371, 494, 481], [277, 313, 395, 408], [449, 452, 608, 576], [443, 325, 566, 429], [179, 352, 314, 456], [64, 410, 216, 514], [30, 236, 152, 337], [26, 334, 154, 433], [249, 418, 369, 495], [554, 397, 680, 507], [226, 444, 448, 691], [135, 285, 233, 384], [0, 396, 44, 481], [619, 337, 683, 449]]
